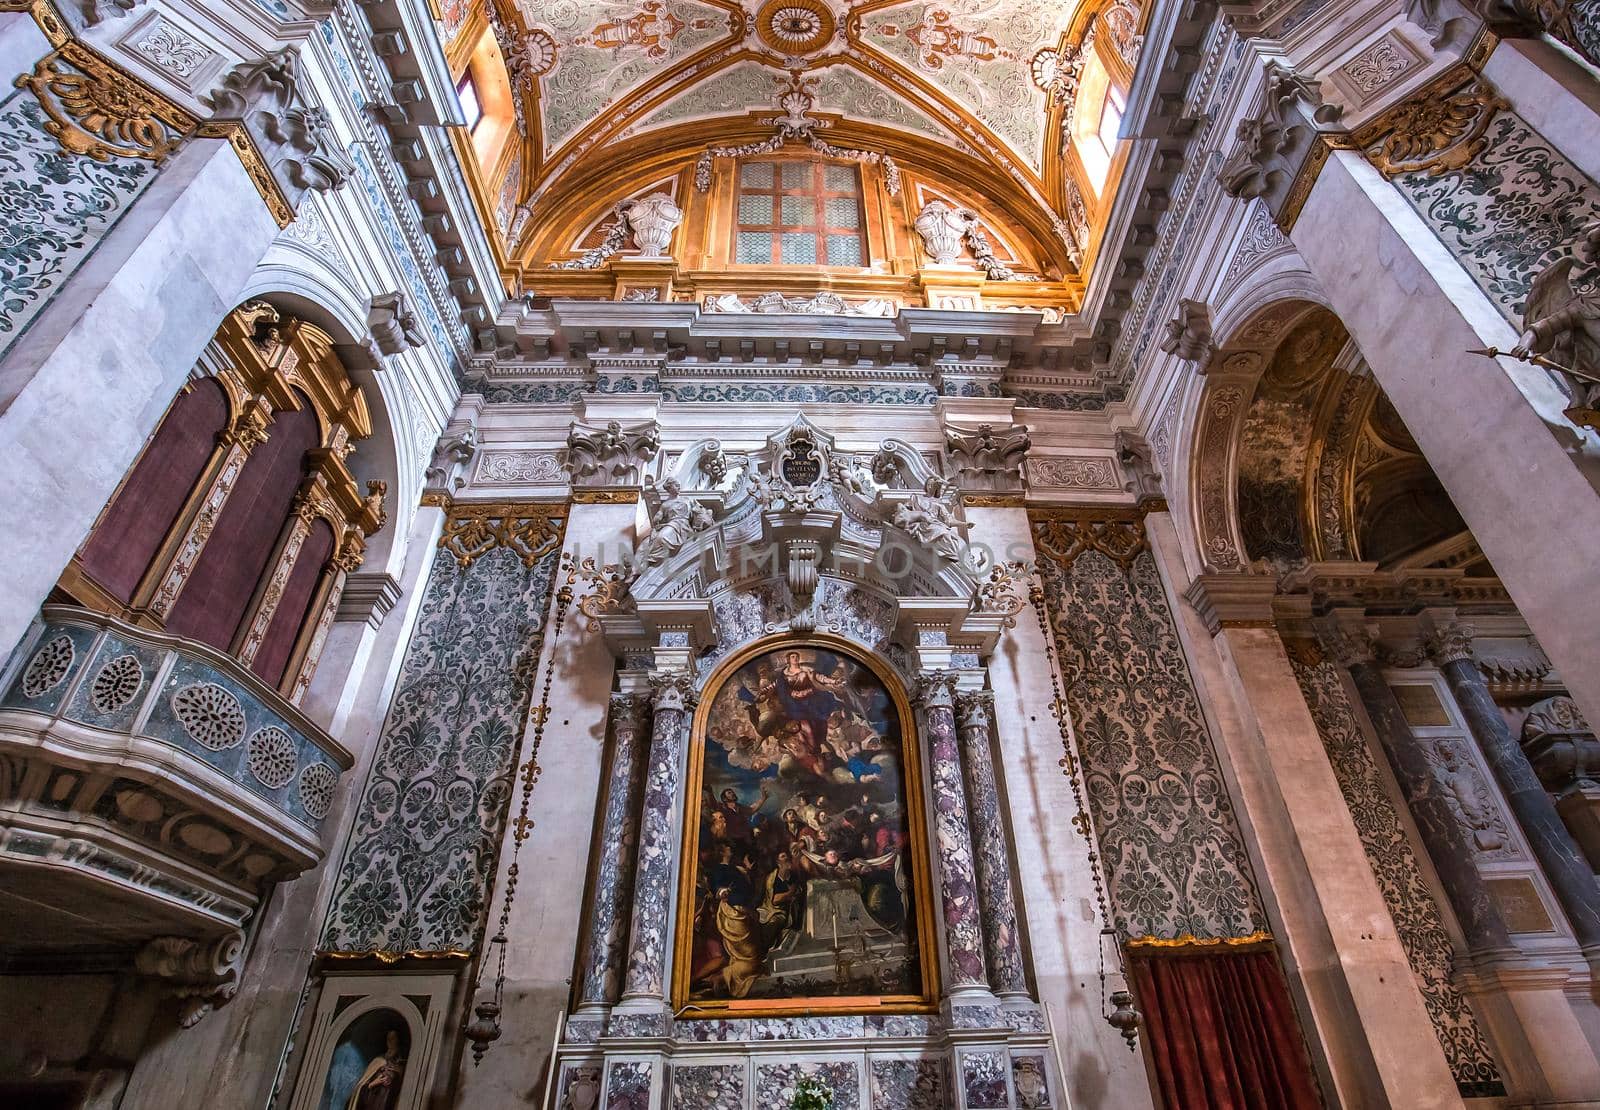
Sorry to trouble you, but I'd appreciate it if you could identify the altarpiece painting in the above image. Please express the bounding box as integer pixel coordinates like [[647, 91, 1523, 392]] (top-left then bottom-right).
[[673, 639, 935, 1016]]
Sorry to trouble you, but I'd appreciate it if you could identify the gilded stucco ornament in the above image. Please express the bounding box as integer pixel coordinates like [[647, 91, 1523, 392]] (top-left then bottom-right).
[[1366, 79, 1509, 177], [21, 44, 196, 163]]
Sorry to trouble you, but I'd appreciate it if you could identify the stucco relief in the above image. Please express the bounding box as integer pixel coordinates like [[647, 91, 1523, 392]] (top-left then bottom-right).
[[1031, 512, 1268, 939], [1192, 385, 1246, 571], [1288, 649, 1503, 1096], [1027, 455, 1119, 490]]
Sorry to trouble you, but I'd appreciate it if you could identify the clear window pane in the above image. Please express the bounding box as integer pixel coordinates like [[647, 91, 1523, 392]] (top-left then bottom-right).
[[823, 164, 857, 192], [780, 232, 818, 264], [824, 197, 860, 228], [826, 234, 862, 266], [781, 195, 812, 225], [737, 231, 773, 264], [738, 194, 773, 224], [457, 74, 482, 132], [781, 162, 808, 189], [741, 162, 773, 187]]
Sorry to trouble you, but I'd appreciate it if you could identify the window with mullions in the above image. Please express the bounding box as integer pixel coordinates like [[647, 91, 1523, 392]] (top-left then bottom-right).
[[734, 160, 865, 266]]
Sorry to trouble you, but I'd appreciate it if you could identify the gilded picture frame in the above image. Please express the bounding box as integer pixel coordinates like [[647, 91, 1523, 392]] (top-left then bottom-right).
[[671, 632, 939, 1018]]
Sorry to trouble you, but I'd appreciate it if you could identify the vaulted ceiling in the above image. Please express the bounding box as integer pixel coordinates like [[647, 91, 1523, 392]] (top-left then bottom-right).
[[442, 0, 1134, 277]]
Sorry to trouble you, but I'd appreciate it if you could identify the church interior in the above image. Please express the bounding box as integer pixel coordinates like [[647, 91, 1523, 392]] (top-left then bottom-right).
[[2, 0, 1600, 1104]]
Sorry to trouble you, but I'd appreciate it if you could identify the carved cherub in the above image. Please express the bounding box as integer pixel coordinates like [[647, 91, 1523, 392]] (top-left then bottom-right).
[[1516, 221, 1600, 423]]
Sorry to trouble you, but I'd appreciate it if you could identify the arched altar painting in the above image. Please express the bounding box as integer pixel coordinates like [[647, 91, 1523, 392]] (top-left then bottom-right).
[[674, 640, 935, 1015]]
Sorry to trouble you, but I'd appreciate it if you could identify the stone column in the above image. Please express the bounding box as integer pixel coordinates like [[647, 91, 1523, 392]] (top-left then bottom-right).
[[575, 691, 650, 1019], [916, 671, 996, 1015], [1179, 568, 1460, 1107], [615, 669, 696, 1030], [1426, 621, 1600, 953], [1289, 148, 1600, 733], [954, 689, 1029, 1001], [1319, 620, 1516, 959]]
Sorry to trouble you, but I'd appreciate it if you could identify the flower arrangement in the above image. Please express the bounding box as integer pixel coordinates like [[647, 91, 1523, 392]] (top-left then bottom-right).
[[788, 1075, 834, 1110]]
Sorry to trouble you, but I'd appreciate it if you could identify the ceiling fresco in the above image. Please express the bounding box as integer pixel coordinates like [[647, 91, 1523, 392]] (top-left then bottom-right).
[[457, 0, 1114, 259]]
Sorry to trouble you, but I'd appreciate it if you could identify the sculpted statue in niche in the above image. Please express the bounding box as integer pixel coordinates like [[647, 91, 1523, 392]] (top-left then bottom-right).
[[943, 423, 1030, 492], [1516, 221, 1600, 430], [639, 478, 714, 566], [566, 419, 660, 487]]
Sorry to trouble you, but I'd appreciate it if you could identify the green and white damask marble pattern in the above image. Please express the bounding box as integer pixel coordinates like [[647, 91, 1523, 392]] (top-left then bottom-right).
[[1289, 652, 1503, 1097], [1031, 515, 1269, 940], [321, 516, 566, 953], [1394, 107, 1600, 323], [0, 91, 155, 362]]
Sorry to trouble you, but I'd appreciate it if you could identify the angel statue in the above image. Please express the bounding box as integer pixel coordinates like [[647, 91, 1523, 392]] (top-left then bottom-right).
[[638, 478, 714, 566], [1514, 221, 1600, 428], [890, 475, 970, 563], [566, 419, 660, 486]]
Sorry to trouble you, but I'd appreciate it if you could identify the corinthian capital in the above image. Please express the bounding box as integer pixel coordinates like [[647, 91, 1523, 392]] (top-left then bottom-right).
[[915, 670, 958, 710], [1425, 622, 1477, 667], [955, 689, 995, 730], [649, 669, 698, 712], [1315, 621, 1377, 668]]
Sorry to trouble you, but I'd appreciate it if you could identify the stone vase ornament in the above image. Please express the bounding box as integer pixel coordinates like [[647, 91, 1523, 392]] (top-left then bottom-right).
[[624, 192, 684, 258], [914, 199, 969, 265]]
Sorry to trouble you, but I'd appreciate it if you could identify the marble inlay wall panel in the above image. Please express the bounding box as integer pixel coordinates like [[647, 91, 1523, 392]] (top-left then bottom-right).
[[670, 1062, 744, 1109], [1391, 103, 1600, 325], [321, 509, 566, 952], [869, 1057, 945, 1109], [1288, 649, 1502, 1096], [753, 1061, 862, 1110], [960, 1049, 1010, 1108], [0, 88, 156, 361], [1030, 512, 1268, 939]]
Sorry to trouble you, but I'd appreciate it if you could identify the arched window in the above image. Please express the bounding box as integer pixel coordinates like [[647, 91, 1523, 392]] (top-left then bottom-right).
[[75, 378, 229, 607]]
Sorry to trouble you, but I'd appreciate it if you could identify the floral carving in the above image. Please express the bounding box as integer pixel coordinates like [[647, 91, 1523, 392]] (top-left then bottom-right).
[[246, 726, 298, 789], [438, 505, 564, 568], [297, 762, 337, 819], [19, 45, 195, 163]]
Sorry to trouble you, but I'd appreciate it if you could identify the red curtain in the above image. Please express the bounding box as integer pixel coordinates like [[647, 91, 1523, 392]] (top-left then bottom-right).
[[251, 517, 335, 687], [1130, 949, 1322, 1110], [167, 400, 319, 652], [79, 379, 229, 604]]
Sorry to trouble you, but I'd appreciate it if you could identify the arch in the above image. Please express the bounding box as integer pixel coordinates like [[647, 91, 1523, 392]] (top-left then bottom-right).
[[306, 994, 428, 1110], [237, 263, 409, 571]]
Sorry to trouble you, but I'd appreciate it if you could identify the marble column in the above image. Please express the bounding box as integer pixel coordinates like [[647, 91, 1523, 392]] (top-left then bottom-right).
[[916, 671, 995, 1012], [1427, 622, 1600, 952], [576, 691, 650, 1016], [615, 670, 696, 1028], [1319, 622, 1516, 959], [954, 689, 1029, 1001]]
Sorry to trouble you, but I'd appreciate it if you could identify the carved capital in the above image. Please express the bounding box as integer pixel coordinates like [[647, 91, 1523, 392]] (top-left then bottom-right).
[[955, 688, 996, 731], [648, 669, 698, 713], [566, 418, 660, 489], [915, 670, 958, 710], [1424, 622, 1477, 666], [1160, 299, 1215, 364], [943, 422, 1030, 493], [1315, 621, 1378, 668]]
